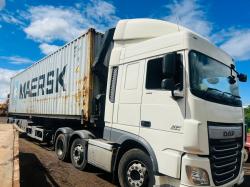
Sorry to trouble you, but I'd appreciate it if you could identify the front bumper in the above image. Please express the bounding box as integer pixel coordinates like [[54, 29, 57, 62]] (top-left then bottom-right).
[[180, 153, 244, 187], [154, 151, 244, 187]]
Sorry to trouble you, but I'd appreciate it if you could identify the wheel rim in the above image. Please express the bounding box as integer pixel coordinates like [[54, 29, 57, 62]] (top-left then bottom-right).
[[126, 161, 147, 187], [56, 139, 64, 156], [73, 144, 84, 165]]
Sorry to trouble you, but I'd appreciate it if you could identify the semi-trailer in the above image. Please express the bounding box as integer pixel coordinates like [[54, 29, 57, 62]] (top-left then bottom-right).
[[8, 19, 247, 187]]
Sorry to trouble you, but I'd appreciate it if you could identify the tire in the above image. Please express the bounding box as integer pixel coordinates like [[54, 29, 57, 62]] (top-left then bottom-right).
[[70, 138, 87, 170], [118, 148, 155, 187], [55, 134, 68, 161], [246, 148, 250, 163], [243, 148, 249, 162]]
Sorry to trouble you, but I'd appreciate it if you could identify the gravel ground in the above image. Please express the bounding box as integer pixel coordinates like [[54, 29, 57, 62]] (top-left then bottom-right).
[[1, 116, 250, 187]]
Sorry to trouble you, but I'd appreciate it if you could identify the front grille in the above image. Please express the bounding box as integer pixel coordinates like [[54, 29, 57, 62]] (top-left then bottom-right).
[[208, 123, 243, 186]]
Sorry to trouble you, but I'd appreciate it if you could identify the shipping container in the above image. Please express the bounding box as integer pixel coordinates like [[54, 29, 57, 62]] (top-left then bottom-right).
[[9, 29, 104, 121]]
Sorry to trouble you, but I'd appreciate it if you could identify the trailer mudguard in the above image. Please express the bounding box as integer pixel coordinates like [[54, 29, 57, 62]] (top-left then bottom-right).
[[69, 130, 95, 140], [68, 130, 96, 153], [54, 127, 74, 144]]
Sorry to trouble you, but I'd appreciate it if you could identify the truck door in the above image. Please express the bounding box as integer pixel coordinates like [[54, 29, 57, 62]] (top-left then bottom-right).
[[111, 60, 145, 136], [140, 52, 185, 151]]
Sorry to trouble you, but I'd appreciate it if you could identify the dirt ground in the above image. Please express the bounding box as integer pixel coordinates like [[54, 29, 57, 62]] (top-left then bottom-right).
[[19, 136, 116, 187], [243, 163, 250, 187], [1, 116, 250, 187], [0, 117, 115, 187]]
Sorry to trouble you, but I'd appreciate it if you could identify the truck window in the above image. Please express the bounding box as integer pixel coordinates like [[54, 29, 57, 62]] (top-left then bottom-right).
[[146, 58, 164, 89], [146, 54, 183, 90], [109, 66, 118, 103], [125, 62, 140, 90]]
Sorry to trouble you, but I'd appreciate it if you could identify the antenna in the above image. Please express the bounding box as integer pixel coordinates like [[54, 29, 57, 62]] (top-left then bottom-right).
[[175, 16, 180, 32]]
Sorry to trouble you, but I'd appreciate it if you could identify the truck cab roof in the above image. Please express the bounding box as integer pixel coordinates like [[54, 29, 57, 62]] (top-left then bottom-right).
[[112, 19, 233, 66]]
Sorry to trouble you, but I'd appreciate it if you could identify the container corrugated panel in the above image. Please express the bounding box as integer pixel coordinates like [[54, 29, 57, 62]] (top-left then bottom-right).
[[9, 29, 104, 120]]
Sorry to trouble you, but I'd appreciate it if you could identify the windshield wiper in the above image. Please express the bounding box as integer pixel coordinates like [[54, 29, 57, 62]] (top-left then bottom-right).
[[202, 88, 222, 99], [222, 91, 241, 99], [193, 87, 242, 106], [202, 88, 239, 101]]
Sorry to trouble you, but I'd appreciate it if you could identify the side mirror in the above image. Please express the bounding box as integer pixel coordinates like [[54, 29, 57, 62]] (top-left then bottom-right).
[[238, 73, 247, 82], [161, 79, 183, 99], [230, 63, 247, 82], [161, 79, 175, 90], [163, 53, 177, 78], [228, 76, 236, 84]]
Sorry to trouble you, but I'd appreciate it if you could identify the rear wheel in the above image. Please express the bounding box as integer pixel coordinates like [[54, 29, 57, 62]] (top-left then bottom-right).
[[70, 138, 87, 170], [118, 148, 155, 187], [55, 134, 68, 161]]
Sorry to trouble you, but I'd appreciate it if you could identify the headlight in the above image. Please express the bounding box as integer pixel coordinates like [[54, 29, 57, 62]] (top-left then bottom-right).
[[186, 166, 210, 186]]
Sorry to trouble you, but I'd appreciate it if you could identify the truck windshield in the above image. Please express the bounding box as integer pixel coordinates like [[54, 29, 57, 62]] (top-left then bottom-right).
[[189, 51, 242, 107]]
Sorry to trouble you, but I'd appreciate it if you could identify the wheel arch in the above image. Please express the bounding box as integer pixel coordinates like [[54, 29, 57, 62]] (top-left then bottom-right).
[[116, 139, 158, 174], [68, 130, 95, 149], [54, 127, 74, 145], [106, 127, 159, 174]]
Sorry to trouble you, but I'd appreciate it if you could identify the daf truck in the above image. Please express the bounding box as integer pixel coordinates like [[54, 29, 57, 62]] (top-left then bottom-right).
[[8, 19, 248, 187]]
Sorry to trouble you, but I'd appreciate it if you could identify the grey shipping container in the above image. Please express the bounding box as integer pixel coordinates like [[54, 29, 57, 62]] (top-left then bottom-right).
[[9, 29, 104, 121]]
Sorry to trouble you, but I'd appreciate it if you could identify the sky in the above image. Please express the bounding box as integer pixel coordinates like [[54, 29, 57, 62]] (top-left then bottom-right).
[[0, 0, 249, 105]]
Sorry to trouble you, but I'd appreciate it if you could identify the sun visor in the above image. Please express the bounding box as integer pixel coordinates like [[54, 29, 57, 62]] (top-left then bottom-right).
[[113, 19, 185, 41]]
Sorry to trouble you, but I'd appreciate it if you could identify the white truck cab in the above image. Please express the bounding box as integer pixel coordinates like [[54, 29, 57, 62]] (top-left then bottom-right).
[[103, 19, 246, 186], [9, 19, 247, 187]]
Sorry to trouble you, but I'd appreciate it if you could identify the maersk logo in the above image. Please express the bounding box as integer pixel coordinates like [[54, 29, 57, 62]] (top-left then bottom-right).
[[19, 65, 67, 99]]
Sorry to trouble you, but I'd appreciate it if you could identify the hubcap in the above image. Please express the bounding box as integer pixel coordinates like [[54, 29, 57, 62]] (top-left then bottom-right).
[[73, 144, 84, 164], [127, 162, 147, 187]]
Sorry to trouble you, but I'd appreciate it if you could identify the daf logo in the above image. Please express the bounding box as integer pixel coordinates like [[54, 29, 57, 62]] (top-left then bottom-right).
[[223, 130, 235, 137]]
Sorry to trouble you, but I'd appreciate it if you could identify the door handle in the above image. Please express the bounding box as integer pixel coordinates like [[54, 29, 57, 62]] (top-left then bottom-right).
[[141, 121, 151, 127]]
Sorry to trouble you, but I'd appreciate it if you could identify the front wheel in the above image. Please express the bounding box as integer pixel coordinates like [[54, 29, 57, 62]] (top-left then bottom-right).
[[118, 148, 155, 187], [70, 138, 87, 170]]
